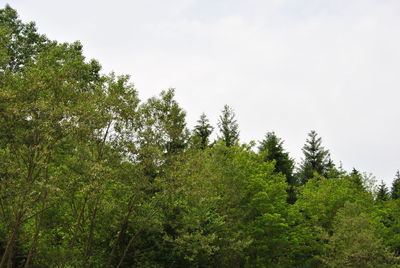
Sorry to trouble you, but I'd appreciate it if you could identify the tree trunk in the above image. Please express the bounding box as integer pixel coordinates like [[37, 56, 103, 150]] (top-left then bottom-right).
[[83, 200, 99, 265], [0, 219, 20, 268], [108, 195, 136, 266], [24, 212, 42, 268], [116, 203, 159, 268]]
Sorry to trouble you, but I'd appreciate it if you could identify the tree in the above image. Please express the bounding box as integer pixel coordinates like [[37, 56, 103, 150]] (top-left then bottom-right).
[[217, 105, 239, 147], [193, 113, 213, 149], [323, 202, 399, 267], [376, 181, 390, 202], [0, 5, 50, 72], [377, 198, 400, 256], [391, 170, 400, 200], [294, 176, 376, 267], [139, 89, 189, 156], [5, 4, 400, 267], [0, 39, 103, 267], [297, 130, 332, 184], [349, 168, 365, 190], [207, 143, 298, 267], [258, 132, 296, 203]]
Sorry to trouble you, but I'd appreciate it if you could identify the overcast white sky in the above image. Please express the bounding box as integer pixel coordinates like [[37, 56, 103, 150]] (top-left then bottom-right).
[[5, 0, 400, 185]]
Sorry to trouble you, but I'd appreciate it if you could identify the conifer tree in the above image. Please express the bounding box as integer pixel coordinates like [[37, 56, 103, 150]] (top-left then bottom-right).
[[297, 130, 332, 184], [376, 180, 390, 202], [259, 132, 296, 203], [391, 170, 400, 200], [217, 105, 239, 147], [349, 168, 365, 190], [193, 113, 213, 149]]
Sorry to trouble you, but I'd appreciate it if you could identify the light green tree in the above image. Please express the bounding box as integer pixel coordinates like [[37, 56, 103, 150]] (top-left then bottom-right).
[[323, 202, 399, 267]]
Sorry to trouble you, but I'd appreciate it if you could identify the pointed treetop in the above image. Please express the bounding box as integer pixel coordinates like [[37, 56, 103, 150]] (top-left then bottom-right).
[[391, 170, 400, 200], [218, 105, 239, 147], [193, 113, 214, 149], [259, 131, 296, 203], [376, 180, 390, 202], [297, 130, 333, 184]]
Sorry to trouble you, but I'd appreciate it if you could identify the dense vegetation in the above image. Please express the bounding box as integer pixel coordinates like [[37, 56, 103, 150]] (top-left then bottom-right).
[[1, 5, 400, 267]]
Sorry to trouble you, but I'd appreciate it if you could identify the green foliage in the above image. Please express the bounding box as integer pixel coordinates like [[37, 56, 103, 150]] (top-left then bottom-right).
[[192, 113, 213, 149], [297, 130, 333, 184], [139, 89, 189, 156], [392, 170, 400, 200], [1, 5, 399, 267], [217, 105, 239, 147], [349, 168, 365, 191], [0, 4, 50, 72], [259, 132, 296, 203], [293, 175, 374, 266], [376, 180, 390, 202], [323, 202, 399, 267], [378, 199, 400, 256]]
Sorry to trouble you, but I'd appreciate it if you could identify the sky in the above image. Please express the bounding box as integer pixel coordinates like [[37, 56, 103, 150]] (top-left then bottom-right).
[[4, 0, 400, 185]]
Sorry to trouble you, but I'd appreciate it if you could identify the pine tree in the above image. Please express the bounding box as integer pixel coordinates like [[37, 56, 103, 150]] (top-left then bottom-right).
[[391, 170, 400, 200], [297, 130, 332, 184], [193, 113, 213, 149], [217, 105, 239, 147], [376, 180, 390, 202], [259, 132, 296, 203]]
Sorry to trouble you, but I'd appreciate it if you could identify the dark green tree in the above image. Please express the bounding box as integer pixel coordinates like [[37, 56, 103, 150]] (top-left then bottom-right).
[[376, 181, 390, 202], [193, 113, 213, 149], [217, 105, 239, 147], [297, 130, 332, 184], [391, 170, 400, 200], [258, 132, 296, 203], [349, 168, 365, 190]]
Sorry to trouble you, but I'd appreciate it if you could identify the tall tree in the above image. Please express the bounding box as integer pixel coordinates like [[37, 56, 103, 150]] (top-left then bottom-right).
[[193, 113, 213, 149], [258, 132, 296, 203], [217, 105, 239, 147], [391, 170, 400, 200], [297, 130, 332, 184], [0, 40, 102, 267]]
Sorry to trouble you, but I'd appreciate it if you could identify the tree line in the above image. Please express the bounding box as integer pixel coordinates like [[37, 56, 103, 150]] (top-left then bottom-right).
[[1, 5, 400, 267]]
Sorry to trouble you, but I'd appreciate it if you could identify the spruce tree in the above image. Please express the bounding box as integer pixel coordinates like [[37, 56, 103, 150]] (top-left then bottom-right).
[[193, 113, 213, 149], [217, 105, 239, 147], [259, 132, 296, 203], [297, 130, 332, 184], [376, 180, 390, 202], [349, 168, 365, 190], [391, 170, 400, 200]]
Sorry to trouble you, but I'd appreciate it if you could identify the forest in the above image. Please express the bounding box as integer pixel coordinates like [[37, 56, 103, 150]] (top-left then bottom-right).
[[1, 5, 400, 267]]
